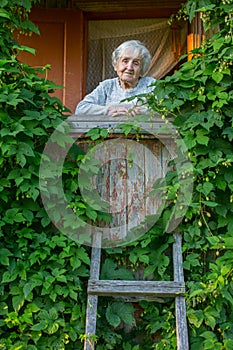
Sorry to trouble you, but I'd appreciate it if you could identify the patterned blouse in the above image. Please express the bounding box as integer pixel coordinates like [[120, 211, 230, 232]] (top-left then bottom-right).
[[75, 76, 156, 116]]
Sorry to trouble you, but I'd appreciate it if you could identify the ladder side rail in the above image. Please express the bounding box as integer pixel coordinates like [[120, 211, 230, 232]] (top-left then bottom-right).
[[84, 232, 102, 350], [173, 232, 189, 350]]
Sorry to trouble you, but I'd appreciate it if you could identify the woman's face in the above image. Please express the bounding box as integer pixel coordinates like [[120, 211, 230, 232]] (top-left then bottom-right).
[[115, 50, 142, 89]]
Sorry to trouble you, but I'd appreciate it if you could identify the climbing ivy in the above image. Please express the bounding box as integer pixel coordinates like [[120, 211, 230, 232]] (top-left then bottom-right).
[[0, 1, 90, 349], [0, 0, 233, 349], [142, 1, 233, 349]]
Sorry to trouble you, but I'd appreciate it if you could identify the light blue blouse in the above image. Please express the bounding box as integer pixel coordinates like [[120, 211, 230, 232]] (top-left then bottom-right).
[[75, 76, 156, 116]]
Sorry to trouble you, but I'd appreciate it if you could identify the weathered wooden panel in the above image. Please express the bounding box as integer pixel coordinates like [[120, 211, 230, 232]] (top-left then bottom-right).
[[68, 114, 175, 135], [69, 114, 175, 244]]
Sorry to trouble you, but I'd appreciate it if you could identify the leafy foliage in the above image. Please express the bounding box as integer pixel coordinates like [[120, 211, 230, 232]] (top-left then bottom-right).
[[1, 0, 233, 349], [142, 0, 233, 348], [0, 1, 90, 349]]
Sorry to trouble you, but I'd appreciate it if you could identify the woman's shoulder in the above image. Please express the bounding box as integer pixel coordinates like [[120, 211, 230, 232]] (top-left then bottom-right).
[[140, 76, 156, 85], [98, 77, 118, 88], [136, 76, 156, 93]]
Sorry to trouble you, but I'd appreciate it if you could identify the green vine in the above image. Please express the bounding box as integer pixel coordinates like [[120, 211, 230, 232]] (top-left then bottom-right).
[[141, 1, 233, 349], [0, 0, 233, 349]]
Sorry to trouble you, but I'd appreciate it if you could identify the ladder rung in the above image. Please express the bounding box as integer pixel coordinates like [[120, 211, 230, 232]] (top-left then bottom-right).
[[88, 280, 185, 298]]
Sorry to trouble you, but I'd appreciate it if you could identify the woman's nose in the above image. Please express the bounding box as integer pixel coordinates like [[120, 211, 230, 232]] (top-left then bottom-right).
[[127, 61, 134, 69]]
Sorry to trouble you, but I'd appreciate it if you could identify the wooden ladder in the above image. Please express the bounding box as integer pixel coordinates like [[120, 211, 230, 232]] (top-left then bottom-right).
[[84, 231, 189, 350]]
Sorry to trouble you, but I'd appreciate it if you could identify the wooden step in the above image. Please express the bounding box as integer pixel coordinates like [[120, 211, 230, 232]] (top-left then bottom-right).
[[88, 280, 185, 298]]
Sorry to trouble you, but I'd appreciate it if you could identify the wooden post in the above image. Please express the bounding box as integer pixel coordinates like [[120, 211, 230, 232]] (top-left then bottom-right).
[[187, 12, 205, 60]]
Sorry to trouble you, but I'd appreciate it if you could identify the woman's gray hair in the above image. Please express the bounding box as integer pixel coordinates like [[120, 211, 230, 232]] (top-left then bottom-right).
[[112, 40, 152, 76]]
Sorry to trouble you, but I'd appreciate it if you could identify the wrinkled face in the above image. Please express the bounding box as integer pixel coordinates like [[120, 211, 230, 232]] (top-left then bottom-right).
[[114, 50, 142, 88]]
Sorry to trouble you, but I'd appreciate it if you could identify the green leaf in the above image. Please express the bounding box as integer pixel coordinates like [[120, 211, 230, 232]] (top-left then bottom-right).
[[18, 142, 35, 157], [188, 309, 204, 328], [106, 309, 121, 328], [14, 45, 36, 55], [183, 253, 200, 270], [222, 127, 233, 141], [106, 302, 135, 328], [71, 304, 82, 322], [12, 294, 25, 312], [101, 258, 134, 280], [206, 236, 220, 246], [100, 128, 109, 138], [86, 128, 101, 140], [41, 215, 51, 227], [69, 327, 78, 341], [202, 182, 214, 196], [22, 209, 34, 223], [196, 182, 214, 196], [200, 331, 217, 340], [76, 247, 90, 264], [224, 237, 233, 249], [144, 264, 156, 278], [202, 200, 218, 207], [224, 169, 233, 183], [205, 315, 216, 330], [0, 8, 10, 19], [70, 256, 81, 270], [215, 176, 227, 190], [0, 302, 8, 315], [86, 207, 98, 221], [183, 131, 196, 149], [196, 129, 209, 145], [186, 1, 197, 22], [31, 320, 48, 331], [204, 306, 219, 330], [213, 38, 225, 52], [0, 248, 13, 266], [212, 71, 223, 83], [49, 307, 58, 321], [69, 290, 78, 301], [119, 303, 135, 325]]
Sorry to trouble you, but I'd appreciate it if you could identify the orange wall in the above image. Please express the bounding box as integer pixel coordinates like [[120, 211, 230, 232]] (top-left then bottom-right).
[[18, 8, 85, 114]]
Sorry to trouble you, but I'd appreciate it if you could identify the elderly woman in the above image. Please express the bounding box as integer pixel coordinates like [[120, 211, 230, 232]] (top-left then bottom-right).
[[75, 40, 155, 117]]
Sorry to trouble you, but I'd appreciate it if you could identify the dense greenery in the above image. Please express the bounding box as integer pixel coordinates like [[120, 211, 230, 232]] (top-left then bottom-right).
[[0, 0, 232, 349], [0, 1, 90, 349], [145, 1, 233, 349]]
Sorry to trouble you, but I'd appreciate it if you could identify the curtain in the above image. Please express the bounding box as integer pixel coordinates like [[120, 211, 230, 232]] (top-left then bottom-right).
[[86, 18, 188, 93]]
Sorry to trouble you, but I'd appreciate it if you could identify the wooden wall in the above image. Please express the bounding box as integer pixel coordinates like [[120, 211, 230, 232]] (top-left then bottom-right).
[[18, 8, 85, 114]]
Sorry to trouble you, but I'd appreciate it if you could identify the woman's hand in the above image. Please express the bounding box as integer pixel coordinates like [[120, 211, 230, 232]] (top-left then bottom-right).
[[107, 105, 142, 117], [127, 106, 142, 117], [107, 106, 128, 117]]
